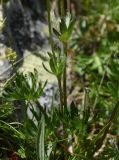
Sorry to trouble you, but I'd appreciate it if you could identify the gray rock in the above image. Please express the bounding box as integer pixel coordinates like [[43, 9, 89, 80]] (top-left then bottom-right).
[[0, 43, 12, 81], [38, 83, 59, 108]]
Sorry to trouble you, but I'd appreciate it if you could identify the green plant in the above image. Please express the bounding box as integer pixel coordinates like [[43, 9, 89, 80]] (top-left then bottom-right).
[[1, 0, 119, 160]]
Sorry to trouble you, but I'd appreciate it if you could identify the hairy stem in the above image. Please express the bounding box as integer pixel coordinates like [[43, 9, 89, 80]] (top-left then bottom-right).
[[60, 0, 65, 19], [63, 43, 67, 108], [67, 0, 70, 12], [57, 76, 63, 114], [60, 0, 67, 108]]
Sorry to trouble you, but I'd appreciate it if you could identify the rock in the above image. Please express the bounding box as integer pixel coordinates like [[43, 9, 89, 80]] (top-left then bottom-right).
[[0, 4, 12, 82], [38, 83, 59, 108], [3, 0, 48, 57], [0, 43, 12, 81]]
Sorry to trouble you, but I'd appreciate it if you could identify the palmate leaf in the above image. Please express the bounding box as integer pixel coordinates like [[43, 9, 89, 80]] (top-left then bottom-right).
[[43, 50, 65, 78], [56, 60, 65, 76], [53, 28, 61, 39], [3, 69, 47, 101], [60, 18, 67, 33], [53, 13, 74, 43], [49, 58, 57, 74], [59, 31, 71, 43], [67, 20, 75, 37], [42, 62, 53, 75]]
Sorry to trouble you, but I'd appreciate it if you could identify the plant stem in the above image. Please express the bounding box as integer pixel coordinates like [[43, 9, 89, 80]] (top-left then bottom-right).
[[60, 0, 68, 108], [67, 0, 70, 12], [57, 76, 63, 113], [63, 43, 67, 108], [60, 0, 65, 19]]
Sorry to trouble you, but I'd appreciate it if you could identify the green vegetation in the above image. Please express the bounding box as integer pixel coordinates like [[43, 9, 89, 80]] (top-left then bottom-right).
[[1, 0, 119, 159]]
